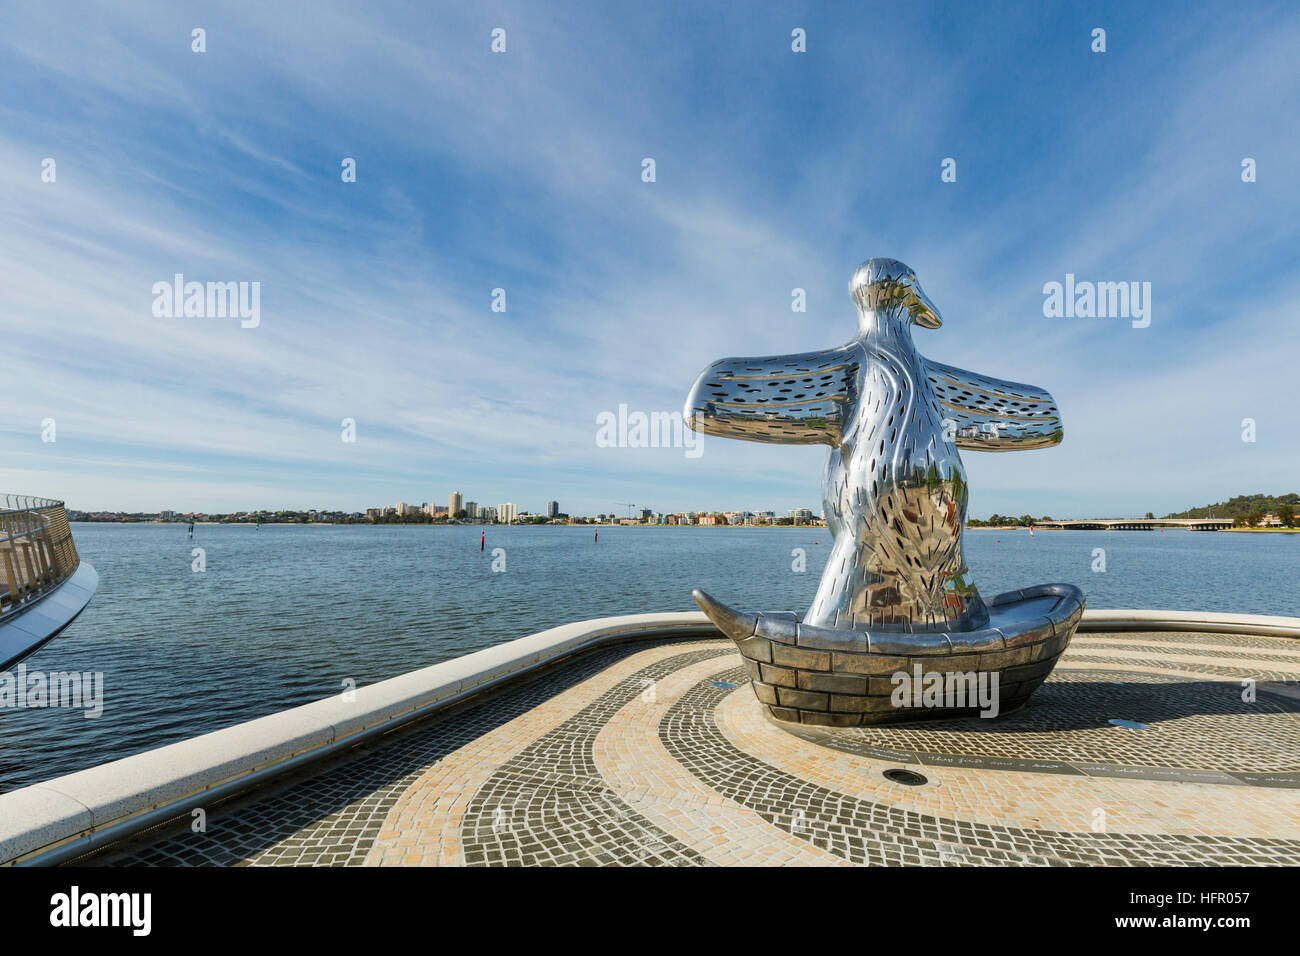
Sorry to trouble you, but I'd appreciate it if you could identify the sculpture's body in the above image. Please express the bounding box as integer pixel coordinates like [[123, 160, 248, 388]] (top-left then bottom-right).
[[685, 258, 1082, 726]]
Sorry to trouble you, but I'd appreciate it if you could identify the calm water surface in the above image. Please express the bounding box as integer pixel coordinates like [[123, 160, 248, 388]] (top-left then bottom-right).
[[1, 523, 1296, 791]]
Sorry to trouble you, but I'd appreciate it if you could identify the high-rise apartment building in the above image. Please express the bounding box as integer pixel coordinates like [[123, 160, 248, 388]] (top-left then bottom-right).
[[449, 491, 464, 517], [547, 500, 559, 518]]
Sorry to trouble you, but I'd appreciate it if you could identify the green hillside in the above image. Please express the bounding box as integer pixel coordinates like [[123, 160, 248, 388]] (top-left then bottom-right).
[[1165, 493, 1299, 519]]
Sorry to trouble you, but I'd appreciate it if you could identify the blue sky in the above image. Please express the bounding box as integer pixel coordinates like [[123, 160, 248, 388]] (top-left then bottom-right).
[[1, 0, 1296, 518]]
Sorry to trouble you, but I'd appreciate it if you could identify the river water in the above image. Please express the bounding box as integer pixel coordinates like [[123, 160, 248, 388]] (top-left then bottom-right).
[[1, 523, 1295, 792]]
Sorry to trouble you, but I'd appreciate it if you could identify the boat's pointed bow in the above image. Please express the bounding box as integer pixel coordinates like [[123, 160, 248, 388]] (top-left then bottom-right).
[[692, 588, 758, 643]]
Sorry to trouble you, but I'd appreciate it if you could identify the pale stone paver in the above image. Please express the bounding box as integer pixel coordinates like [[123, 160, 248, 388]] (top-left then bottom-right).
[[713, 681, 1300, 840], [99, 628, 1300, 867], [1074, 635, 1300, 658], [365, 641, 727, 865], [1068, 644, 1300, 675], [592, 653, 851, 866]]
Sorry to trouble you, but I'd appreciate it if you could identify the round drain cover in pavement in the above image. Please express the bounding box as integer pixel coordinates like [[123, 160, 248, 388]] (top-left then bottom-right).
[[883, 769, 928, 786], [1108, 718, 1149, 729]]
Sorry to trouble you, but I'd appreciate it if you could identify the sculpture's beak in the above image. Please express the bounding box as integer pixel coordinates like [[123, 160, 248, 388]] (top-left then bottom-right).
[[907, 282, 942, 329]]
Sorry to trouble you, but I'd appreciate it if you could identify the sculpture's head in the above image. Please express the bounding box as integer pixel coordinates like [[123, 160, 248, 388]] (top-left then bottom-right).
[[849, 258, 942, 330]]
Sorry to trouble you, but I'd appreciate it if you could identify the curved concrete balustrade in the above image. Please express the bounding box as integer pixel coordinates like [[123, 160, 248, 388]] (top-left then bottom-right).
[[1, 607, 1296, 866], [0, 563, 99, 671], [1079, 609, 1300, 638], [0, 612, 714, 866]]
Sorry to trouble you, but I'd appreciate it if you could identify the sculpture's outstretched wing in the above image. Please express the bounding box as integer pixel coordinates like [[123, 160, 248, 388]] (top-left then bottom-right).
[[684, 344, 859, 445], [922, 358, 1062, 451]]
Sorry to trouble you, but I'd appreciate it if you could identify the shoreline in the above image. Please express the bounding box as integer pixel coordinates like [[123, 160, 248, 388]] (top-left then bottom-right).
[[67, 521, 1299, 532]]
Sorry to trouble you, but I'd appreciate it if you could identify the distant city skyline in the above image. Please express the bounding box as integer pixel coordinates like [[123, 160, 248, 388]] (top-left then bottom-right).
[[74, 496, 1254, 523], [53, 486, 1289, 522], [2, 4, 1296, 519], [60, 486, 1291, 523], [71, 501, 829, 520]]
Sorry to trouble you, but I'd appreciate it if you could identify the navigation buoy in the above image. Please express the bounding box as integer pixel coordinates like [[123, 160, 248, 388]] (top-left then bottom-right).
[[480, 529, 485, 552]]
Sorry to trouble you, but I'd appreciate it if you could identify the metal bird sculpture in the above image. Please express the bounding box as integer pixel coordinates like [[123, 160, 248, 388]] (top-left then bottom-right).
[[684, 258, 1083, 725]]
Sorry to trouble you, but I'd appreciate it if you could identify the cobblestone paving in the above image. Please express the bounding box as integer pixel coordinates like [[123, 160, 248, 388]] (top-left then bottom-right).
[[93, 629, 1300, 867], [663, 667, 1300, 865], [1075, 630, 1300, 651], [96, 643, 660, 866], [807, 669, 1300, 772], [458, 647, 731, 866], [1076, 639, 1300, 665], [1064, 653, 1299, 682]]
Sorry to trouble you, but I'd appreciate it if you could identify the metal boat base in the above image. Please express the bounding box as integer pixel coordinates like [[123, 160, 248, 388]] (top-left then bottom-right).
[[695, 583, 1085, 727]]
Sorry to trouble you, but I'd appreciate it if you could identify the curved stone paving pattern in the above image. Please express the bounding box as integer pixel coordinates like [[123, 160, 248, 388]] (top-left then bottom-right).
[[589, 654, 853, 866], [90, 629, 1300, 867], [1077, 630, 1300, 651], [456, 646, 731, 866], [1063, 653, 1300, 683], [96, 642, 681, 866], [793, 669, 1300, 774], [709, 677, 1298, 839], [1076, 639, 1300, 665], [662, 666, 1300, 865]]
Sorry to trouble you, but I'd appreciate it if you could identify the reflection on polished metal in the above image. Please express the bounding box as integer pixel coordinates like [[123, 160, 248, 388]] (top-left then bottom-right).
[[684, 258, 1084, 726]]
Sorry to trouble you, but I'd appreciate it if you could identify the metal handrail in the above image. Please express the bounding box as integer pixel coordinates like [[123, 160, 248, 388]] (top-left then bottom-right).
[[0, 494, 64, 514], [0, 496, 80, 621]]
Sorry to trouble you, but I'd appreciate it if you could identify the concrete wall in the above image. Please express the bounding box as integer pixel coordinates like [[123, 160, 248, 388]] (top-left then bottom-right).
[[0, 563, 98, 671], [1, 608, 1295, 865]]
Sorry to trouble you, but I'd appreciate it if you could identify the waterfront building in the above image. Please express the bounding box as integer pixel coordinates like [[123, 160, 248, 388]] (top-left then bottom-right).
[[497, 503, 517, 524], [449, 491, 463, 517], [464, 501, 478, 520], [547, 501, 559, 518]]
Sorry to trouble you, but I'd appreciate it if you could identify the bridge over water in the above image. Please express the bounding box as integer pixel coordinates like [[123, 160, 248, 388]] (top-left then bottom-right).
[[1033, 518, 1233, 531]]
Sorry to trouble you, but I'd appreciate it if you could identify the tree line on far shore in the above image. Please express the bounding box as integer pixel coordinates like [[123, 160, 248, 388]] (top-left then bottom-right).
[[1166, 492, 1298, 526], [967, 515, 1051, 527]]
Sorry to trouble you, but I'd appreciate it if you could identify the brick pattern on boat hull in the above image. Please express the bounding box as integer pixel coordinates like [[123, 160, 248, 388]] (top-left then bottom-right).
[[733, 585, 1084, 727]]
